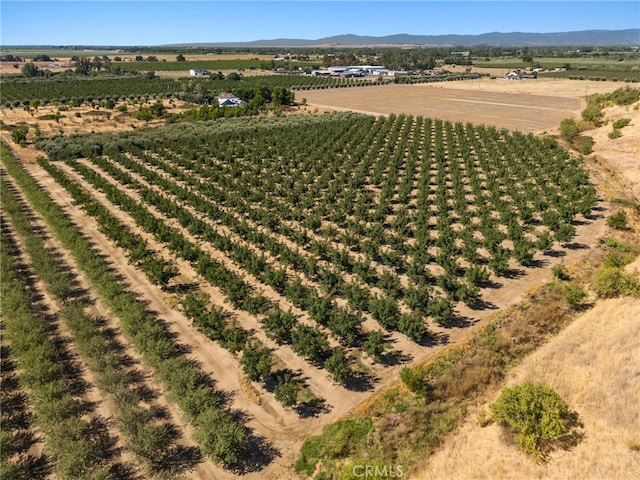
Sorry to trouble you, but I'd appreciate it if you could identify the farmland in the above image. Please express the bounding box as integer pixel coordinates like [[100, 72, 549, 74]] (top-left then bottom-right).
[[299, 78, 627, 133], [1, 61, 639, 479]]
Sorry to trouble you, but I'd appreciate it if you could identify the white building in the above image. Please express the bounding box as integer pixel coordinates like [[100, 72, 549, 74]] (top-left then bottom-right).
[[217, 92, 243, 107], [189, 68, 211, 77]]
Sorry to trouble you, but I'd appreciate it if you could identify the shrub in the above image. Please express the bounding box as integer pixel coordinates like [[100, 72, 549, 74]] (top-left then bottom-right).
[[605, 87, 640, 106], [134, 108, 153, 121], [592, 266, 640, 298], [11, 127, 27, 145], [577, 135, 594, 155], [552, 263, 570, 281], [598, 236, 634, 252], [490, 382, 570, 458], [581, 103, 604, 125], [558, 118, 579, 141], [612, 118, 631, 129], [607, 210, 628, 230], [295, 418, 374, 475], [400, 366, 430, 397], [608, 128, 623, 139], [563, 282, 588, 309]]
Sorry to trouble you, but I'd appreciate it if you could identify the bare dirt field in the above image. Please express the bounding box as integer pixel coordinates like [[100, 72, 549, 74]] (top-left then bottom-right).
[[300, 78, 623, 133]]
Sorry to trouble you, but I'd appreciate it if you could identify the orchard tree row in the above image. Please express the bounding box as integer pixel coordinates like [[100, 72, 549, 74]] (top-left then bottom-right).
[[0, 176, 190, 474], [1, 72, 480, 105], [38, 154, 358, 393], [0, 205, 113, 479], [38, 156, 362, 387], [1, 145, 257, 469], [36, 113, 597, 353]]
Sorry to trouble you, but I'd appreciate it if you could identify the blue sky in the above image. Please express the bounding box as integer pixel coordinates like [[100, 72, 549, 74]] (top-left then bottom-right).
[[1, 1, 638, 46]]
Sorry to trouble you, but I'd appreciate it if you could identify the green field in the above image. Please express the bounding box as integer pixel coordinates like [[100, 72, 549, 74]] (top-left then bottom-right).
[[1, 47, 135, 58]]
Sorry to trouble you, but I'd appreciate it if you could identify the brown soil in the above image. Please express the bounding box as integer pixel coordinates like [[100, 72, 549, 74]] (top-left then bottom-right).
[[300, 78, 623, 133], [586, 104, 640, 202]]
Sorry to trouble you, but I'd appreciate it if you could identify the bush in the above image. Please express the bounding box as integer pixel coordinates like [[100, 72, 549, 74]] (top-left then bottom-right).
[[581, 103, 604, 125], [490, 382, 570, 458], [608, 128, 623, 139], [134, 108, 153, 121], [612, 118, 631, 129], [563, 282, 588, 309], [400, 366, 430, 397], [558, 118, 579, 141], [552, 263, 570, 281], [607, 210, 628, 230], [11, 127, 27, 145], [592, 266, 640, 298], [577, 135, 594, 155], [605, 87, 640, 106], [295, 418, 374, 475]]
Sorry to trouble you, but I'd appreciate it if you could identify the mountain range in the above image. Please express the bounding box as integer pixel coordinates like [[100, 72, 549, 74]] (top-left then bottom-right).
[[169, 29, 640, 48]]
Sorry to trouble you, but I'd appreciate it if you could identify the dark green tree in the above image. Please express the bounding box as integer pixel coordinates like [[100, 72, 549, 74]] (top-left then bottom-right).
[[274, 373, 299, 407], [241, 341, 272, 382], [291, 324, 329, 363], [398, 311, 427, 342], [363, 330, 388, 361], [324, 348, 351, 385], [21, 62, 40, 77]]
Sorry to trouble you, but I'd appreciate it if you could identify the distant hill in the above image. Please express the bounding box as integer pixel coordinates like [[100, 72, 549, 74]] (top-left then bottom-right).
[[168, 29, 640, 48]]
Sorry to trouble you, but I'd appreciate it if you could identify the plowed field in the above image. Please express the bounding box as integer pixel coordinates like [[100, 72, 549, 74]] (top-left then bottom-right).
[[300, 78, 622, 133]]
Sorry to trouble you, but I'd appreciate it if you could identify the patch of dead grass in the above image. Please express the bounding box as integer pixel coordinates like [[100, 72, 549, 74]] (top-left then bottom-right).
[[412, 296, 640, 480]]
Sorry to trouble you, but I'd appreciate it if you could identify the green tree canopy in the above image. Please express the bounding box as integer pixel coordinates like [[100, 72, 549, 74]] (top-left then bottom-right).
[[490, 381, 571, 458], [240, 341, 272, 382]]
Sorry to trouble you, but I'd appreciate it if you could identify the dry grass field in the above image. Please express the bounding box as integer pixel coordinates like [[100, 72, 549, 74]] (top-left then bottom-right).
[[412, 296, 640, 480]]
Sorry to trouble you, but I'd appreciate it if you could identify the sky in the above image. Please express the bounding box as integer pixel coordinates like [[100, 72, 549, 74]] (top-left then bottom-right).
[[1, 1, 639, 46]]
